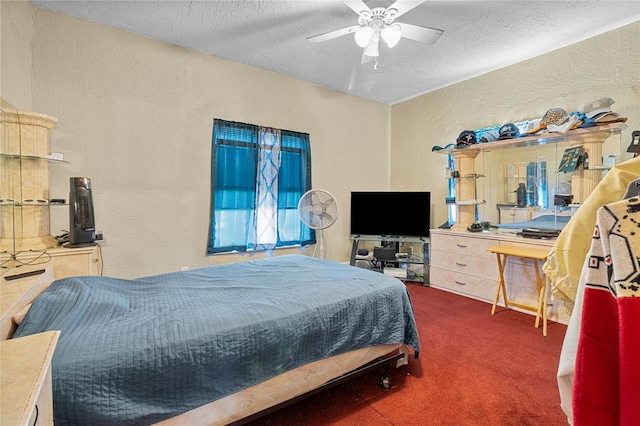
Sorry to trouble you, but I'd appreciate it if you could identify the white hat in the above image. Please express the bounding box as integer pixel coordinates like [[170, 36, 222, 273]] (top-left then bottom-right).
[[581, 97, 615, 119]]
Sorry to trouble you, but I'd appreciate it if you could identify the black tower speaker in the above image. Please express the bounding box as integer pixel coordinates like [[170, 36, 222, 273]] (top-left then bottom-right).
[[68, 177, 96, 247]]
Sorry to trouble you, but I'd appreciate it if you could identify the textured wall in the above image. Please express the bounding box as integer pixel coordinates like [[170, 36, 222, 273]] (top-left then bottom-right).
[[25, 8, 390, 278], [1, 0, 34, 109], [5, 3, 638, 278], [391, 21, 640, 229]]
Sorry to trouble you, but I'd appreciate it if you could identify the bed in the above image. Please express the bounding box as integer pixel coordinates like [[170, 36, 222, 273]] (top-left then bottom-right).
[[13, 254, 420, 425]]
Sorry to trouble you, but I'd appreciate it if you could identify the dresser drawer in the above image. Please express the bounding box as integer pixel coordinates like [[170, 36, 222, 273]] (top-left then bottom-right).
[[430, 267, 496, 302], [431, 233, 496, 260], [431, 250, 497, 280]]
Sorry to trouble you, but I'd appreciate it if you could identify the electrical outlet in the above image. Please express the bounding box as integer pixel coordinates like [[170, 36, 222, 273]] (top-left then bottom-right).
[[95, 231, 104, 240], [179, 266, 188, 271]]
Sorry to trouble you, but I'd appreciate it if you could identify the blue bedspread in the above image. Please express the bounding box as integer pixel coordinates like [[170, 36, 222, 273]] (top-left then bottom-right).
[[15, 255, 420, 425]]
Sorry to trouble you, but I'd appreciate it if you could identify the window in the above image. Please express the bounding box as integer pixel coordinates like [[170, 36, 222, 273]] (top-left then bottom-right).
[[207, 119, 314, 254]]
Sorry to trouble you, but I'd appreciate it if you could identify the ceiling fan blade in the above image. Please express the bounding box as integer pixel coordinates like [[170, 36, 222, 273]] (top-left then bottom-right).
[[307, 25, 359, 43], [397, 22, 444, 45], [386, 0, 426, 19], [342, 0, 371, 15]]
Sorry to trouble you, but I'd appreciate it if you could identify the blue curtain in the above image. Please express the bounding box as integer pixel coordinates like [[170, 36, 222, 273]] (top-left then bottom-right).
[[207, 120, 313, 254]]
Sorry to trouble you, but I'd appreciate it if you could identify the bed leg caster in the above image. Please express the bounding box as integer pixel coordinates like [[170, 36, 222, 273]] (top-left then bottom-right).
[[380, 376, 391, 389], [379, 363, 393, 389]]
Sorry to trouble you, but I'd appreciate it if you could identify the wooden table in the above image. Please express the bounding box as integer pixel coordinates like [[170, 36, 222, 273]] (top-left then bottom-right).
[[487, 245, 551, 336]]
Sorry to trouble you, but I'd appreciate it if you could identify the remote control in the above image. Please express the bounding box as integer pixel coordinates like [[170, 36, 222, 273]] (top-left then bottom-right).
[[3, 269, 46, 281]]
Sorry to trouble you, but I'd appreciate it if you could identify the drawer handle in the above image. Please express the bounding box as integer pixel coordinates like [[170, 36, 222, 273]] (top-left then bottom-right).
[[454, 280, 466, 286], [456, 262, 467, 267], [456, 244, 467, 248]]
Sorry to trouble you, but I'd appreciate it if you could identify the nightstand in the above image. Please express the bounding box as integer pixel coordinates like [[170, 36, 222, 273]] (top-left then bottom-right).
[[1, 330, 59, 425]]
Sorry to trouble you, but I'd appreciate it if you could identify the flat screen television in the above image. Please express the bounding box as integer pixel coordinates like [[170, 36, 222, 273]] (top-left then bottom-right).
[[350, 191, 431, 238]]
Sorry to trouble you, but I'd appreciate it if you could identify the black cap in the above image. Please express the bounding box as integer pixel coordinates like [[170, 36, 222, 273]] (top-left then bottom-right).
[[456, 130, 477, 147], [498, 123, 520, 140]]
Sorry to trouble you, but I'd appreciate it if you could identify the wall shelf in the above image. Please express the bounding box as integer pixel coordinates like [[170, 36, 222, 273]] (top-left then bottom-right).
[[437, 123, 626, 155], [0, 107, 60, 252], [0, 153, 69, 163], [435, 123, 626, 230]]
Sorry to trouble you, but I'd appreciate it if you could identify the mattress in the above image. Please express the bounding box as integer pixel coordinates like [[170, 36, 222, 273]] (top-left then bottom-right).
[[15, 254, 420, 425]]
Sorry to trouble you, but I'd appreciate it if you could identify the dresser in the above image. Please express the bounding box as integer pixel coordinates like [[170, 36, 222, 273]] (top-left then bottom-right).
[[8, 245, 102, 280], [430, 229, 570, 324], [45, 245, 102, 279]]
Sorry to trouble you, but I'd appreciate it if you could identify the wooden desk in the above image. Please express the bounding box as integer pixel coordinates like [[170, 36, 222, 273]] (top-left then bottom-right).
[[487, 245, 551, 336]]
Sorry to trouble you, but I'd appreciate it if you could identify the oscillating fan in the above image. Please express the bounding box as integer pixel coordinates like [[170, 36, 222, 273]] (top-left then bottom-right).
[[298, 189, 339, 258]]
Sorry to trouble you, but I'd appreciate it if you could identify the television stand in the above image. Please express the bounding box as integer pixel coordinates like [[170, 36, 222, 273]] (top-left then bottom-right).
[[349, 235, 430, 286]]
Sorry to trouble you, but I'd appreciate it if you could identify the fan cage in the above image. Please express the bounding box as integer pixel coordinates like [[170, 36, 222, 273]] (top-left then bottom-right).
[[298, 189, 338, 230]]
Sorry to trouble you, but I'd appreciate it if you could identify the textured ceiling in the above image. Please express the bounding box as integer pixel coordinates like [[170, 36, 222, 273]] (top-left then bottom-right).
[[31, 0, 640, 105]]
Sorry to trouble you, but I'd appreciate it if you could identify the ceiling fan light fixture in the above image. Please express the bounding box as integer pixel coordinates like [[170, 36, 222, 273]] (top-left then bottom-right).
[[364, 32, 380, 57], [354, 26, 374, 47], [381, 24, 402, 48], [306, 0, 444, 69]]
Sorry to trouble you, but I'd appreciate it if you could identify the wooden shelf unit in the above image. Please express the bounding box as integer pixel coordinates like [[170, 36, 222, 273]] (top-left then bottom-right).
[[437, 123, 626, 230]]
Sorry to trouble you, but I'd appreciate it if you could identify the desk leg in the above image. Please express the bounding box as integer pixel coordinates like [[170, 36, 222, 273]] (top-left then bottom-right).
[[532, 260, 549, 337], [349, 239, 359, 266], [492, 254, 508, 315], [534, 260, 543, 329]]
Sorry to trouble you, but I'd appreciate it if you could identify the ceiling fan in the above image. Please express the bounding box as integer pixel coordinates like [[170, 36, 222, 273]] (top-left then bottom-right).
[[307, 0, 443, 68]]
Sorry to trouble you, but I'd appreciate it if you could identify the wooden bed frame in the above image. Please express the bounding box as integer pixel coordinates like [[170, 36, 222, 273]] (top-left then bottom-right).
[[157, 344, 406, 425]]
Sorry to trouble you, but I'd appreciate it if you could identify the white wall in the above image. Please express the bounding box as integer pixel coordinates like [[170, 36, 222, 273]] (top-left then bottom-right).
[[3, 4, 391, 278], [391, 21, 640, 229], [1, 0, 33, 109], [3, 2, 638, 278]]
